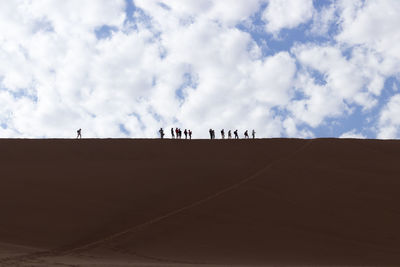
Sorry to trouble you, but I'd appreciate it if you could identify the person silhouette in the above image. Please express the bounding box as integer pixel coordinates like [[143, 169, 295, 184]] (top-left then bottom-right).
[[221, 129, 225, 139], [184, 129, 188, 139], [209, 129, 213, 139], [252, 129, 256, 139], [77, 128, 82, 139], [171, 128, 175, 139], [244, 130, 249, 139], [159, 128, 165, 139], [188, 129, 192, 139], [228, 130, 232, 139], [234, 130, 239, 139]]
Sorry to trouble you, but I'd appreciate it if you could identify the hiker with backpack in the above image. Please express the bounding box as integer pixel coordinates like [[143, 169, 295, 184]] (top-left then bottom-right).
[[244, 130, 249, 139], [234, 130, 239, 139]]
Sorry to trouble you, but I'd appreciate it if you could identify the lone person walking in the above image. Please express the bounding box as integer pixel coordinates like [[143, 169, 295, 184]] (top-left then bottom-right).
[[184, 129, 188, 139], [252, 129, 256, 139], [189, 130, 192, 139], [77, 128, 82, 139], [171, 128, 175, 139], [228, 130, 232, 139], [221, 129, 225, 139], [234, 130, 239, 139]]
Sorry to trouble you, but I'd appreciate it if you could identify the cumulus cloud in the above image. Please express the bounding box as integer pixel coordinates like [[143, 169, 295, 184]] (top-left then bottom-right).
[[289, 42, 384, 128], [334, 0, 400, 138], [310, 3, 336, 36], [377, 94, 400, 139], [134, 0, 263, 29], [262, 0, 314, 35], [0, 0, 300, 138], [0, 0, 128, 138], [0, 0, 400, 139], [336, 0, 400, 76]]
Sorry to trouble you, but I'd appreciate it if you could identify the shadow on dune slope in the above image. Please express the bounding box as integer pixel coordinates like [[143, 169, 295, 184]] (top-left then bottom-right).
[[1, 138, 400, 266]]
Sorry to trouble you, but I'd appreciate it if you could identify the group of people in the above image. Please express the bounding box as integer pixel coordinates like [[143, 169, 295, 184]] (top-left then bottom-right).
[[210, 129, 255, 139], [77, 127, 256, 140], [159, 128, 193, 139], [159, 128, 256, 139]]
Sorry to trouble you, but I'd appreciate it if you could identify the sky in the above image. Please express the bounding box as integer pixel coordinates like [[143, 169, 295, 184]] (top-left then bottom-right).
[[0, 0, 400, 139]]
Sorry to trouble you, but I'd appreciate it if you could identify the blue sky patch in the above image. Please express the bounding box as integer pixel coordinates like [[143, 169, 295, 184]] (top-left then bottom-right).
[[95, 25, 118, 40]]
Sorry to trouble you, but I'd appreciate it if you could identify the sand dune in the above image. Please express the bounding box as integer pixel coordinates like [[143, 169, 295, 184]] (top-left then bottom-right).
[[1, 138, 400, 266]]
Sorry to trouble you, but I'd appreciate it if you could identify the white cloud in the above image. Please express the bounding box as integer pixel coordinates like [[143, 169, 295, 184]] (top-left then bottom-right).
[[0, 0, 301, 139], [28, 0, 126, 36], [283, 117, 314, 138], [336, 0, 400, 76], [134, 0, 263, 28], [0, 0, 129, 138], [175, 50, 297, 137], [289, 71, 347, 128], [124, 0, 299, 138], [0, 1, 400, 139], [310, 3, 336, 36], [262, 0, 314, 35], [339, 129, 366, 139], [377, 94, 400, 139], [289, 43, 383, 128]]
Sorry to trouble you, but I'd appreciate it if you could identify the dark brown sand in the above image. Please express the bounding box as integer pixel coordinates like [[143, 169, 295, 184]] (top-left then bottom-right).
[[1, 138, 400, 266]]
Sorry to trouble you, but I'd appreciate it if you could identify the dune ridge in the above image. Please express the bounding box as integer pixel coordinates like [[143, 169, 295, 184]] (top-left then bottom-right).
[[1, 138, 400, 266]]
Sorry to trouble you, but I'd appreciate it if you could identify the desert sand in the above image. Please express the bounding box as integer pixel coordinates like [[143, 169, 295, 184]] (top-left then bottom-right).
[[0, 138, 400, 266]]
